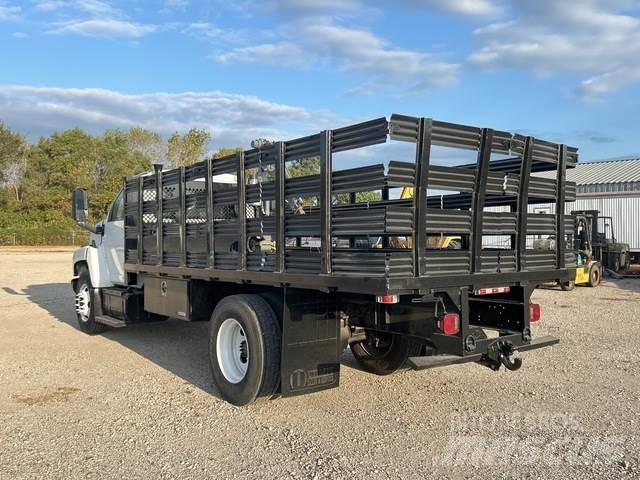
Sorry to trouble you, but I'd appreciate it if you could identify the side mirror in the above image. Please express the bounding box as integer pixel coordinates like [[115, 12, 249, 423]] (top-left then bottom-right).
[[72, 188, 88, 224], [71, 188, 101, 234]]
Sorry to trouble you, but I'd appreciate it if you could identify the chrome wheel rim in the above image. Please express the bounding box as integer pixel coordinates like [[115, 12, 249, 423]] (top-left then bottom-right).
[[75, 285, 91, 322], [216, 318, 249, 383]]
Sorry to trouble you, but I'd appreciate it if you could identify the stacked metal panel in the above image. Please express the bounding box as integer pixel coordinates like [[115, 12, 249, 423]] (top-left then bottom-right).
[[123, 113, 578, 281]]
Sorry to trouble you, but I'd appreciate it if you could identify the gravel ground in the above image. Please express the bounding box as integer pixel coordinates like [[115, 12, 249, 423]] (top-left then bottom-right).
[[1, 251, 639, 479]]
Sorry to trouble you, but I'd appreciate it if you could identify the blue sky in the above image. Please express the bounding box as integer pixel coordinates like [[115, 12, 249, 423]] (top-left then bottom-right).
[[0, 0, 639, 161]]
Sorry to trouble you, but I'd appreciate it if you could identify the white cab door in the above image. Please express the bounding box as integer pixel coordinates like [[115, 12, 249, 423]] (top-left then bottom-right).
[[102, 190, 126, 285]]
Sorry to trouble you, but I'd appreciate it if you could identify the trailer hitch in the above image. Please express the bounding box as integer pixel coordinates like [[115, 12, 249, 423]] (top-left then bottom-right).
[[479, 340, 522, 371]]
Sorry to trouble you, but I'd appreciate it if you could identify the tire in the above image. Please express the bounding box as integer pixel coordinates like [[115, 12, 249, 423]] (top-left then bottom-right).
[[350, 330, 422, 375], [587, 264, 601, 287], [209, 294, 281, 406], [612, 256, 621, 273], [74, 265, 106, 335], [560, 280, 575, 291]]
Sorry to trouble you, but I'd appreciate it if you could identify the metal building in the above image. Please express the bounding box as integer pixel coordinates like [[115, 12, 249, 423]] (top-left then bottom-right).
[[534, 157, 640, 256]]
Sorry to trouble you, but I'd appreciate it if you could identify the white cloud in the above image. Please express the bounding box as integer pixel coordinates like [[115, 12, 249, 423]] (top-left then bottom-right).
[[578, 67, 640, 99], [215, 20, 459, 95], [164, 0, 189, 7], [0, 1, 20, 20], [469, 0, 640, 98], [33, 0, 66, 12], [48, 19, 157, 37], [250, 0, 500, 16], [216, 41, 311, 67], [37, 0, 158, 38], [402, 0, 500, 16], [267, 0, 364, 14], [184, 22, 248, 46], [74, 0, 118, 17], [0, 85, 334, 148]]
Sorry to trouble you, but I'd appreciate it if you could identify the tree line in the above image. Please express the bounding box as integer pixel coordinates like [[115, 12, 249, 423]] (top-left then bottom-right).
[[0, 121, 378, 245], [0, 122, 218, 244]]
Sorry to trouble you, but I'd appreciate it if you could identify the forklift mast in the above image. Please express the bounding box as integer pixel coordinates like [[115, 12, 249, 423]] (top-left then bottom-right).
[[571, 210, 608, 246], [571, 209, 629, 272]]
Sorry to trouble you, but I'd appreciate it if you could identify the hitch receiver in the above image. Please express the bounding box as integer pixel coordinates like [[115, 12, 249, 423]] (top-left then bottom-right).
[[479, 340, 522, 371], [407, 335, 559, 370]]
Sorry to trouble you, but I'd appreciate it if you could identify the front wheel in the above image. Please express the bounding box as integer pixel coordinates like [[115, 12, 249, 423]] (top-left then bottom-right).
[[209, 294, 281, 406], [587, 264, 601, 287], [350, 331, 422, 375], [74, 266, 106, 334]]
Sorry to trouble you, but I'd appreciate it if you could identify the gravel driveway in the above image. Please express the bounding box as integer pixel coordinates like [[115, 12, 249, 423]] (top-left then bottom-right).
[[1, 251, 638, 479]]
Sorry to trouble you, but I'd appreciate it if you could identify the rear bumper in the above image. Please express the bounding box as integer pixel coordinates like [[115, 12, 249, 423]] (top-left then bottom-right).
[[407, 335, 559, 370]]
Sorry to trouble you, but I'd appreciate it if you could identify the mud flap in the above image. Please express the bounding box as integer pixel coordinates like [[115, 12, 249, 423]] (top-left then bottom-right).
[[280, 287, 341, 396]]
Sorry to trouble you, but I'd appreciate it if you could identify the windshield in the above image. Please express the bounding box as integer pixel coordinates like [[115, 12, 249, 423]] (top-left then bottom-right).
[[108, 190, 125, 222]]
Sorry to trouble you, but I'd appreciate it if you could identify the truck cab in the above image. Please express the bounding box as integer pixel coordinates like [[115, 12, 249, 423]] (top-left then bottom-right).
[[71, 188, 125, 295]]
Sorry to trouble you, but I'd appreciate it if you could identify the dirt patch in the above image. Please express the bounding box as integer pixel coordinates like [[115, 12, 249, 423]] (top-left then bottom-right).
[[12, 387, 81, 406]]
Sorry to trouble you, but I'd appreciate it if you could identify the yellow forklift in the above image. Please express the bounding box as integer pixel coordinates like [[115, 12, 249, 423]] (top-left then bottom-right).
[[400, 186, 461, 249], [560, 213, 602, 290]]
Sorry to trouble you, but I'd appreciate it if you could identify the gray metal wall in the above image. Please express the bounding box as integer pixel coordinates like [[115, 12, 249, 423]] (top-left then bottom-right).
[[530, 196, 640, 251]]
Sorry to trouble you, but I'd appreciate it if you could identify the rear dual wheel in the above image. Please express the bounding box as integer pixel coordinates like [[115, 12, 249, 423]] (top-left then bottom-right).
[[209, 294, 281, 406], [350, 330, 422, 375]]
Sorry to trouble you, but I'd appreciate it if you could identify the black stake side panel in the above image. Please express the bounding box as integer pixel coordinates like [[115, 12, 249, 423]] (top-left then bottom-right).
[[470, 129, 493, 273], [274, 142, 285, 273], [206, 158, 215, 269], [413, 118, 431, 276], [556, 145, 567, 269], [155, 165, 163, 266], [124, 113, 577, 295], [237, 152, 246, 271], [516, 136, 533, 271]]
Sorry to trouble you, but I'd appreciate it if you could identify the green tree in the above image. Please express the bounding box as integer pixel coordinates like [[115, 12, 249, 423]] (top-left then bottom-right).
[[0, 123, 28, 201], [127, 127, 166, 165], [213, 146, 243, 159], [287, 155, 320, 178], [285, 155, 381, 205], [93, 130, 152, 214], [167, 128, 211, 168], [22, 129, 98, 212]]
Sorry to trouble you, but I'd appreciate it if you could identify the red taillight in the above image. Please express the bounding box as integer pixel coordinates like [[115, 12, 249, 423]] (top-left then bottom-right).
[[376, 295, 399, 304], [530, 303, 541, 323], [438, 313, 460, 335]]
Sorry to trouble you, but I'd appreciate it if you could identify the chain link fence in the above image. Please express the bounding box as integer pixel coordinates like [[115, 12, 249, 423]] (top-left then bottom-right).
[[0, 227, 91, 246]]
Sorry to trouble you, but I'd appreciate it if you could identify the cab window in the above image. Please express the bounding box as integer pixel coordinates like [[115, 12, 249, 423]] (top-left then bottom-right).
[[108, 190, 125, 222]]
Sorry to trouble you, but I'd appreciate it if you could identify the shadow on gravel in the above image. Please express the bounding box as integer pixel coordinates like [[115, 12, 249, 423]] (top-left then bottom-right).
[[602, 278, 640, 295], [537, 277, 640, 296], [23, 282, 223, 399], [17, 283, 78, 328], [23, 282, 363, 399]]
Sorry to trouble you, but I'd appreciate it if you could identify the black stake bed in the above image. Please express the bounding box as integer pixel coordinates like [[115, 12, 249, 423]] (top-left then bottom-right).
[[123, 114, 577, 295]]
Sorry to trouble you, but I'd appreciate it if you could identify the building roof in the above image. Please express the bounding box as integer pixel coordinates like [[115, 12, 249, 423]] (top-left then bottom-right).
[[534, 158, 640, 192]]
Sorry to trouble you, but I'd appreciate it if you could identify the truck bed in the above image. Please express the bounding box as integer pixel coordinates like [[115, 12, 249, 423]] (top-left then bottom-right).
[[123, 114, 577, 294]]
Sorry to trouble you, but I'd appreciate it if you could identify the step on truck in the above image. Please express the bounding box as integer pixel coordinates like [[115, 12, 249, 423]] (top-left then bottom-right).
[[71, 114, 577, 406]]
